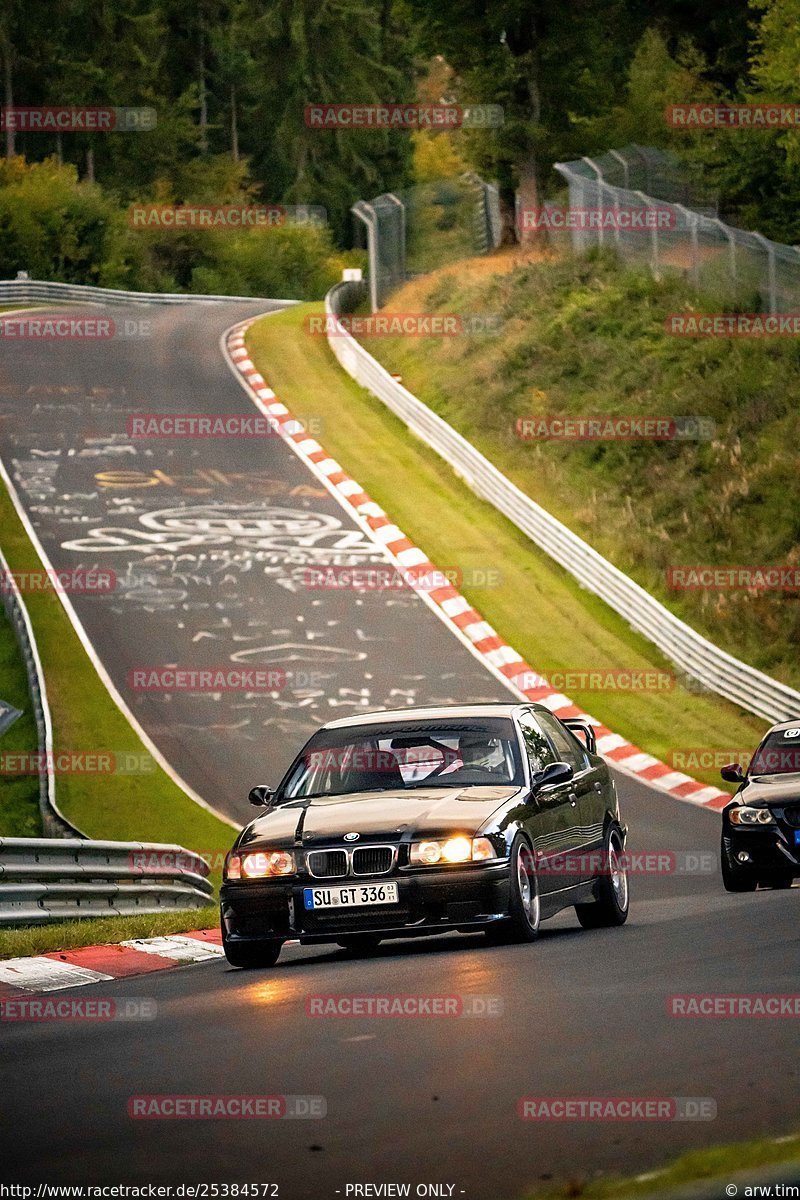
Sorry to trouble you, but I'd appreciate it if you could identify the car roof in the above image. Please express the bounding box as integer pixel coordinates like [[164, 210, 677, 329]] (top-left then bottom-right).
[[764, 718, 800, 736], [321, 703, 533, 730]]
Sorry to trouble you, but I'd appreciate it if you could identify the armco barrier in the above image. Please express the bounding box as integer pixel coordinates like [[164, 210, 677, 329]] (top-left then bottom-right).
[[0, 547, 82, 839], [0, 838, 214, 925], [0, 279, 299, 307], [325, 280, 800, 724]]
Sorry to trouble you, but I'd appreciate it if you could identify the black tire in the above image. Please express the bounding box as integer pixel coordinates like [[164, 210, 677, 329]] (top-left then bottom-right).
[[575, 824, 629, 929], [336, 935, 382, 955], [721, 838, 759, 892], [223, 938, 283, 968], [486, 834, 540, 944]]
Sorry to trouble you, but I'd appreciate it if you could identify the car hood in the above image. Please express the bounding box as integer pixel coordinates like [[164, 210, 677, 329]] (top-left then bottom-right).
[[238, 785, 521, 849], [735, 773, 800, 807]]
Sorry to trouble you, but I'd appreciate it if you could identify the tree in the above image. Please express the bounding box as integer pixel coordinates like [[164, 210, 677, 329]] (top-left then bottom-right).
[[403, 0, 646, 242]]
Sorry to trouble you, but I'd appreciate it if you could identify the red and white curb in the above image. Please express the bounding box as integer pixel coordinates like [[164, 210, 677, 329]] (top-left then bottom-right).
[[224, 319, 730, 814], [0, 929, 223, 997]]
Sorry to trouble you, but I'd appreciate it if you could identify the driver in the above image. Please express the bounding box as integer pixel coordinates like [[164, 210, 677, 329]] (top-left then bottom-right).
[[459, 732, 503, 776]]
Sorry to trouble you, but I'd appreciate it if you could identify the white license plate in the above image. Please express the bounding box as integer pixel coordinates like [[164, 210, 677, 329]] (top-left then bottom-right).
[[303, 883, 399, 910]]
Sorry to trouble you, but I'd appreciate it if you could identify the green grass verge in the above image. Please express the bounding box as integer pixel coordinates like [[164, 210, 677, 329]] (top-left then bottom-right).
[[246, 303, 765, 792], [0, 604, 42, 836], [357, 252, 800, 693], [0, 905, 218, 961], [525, 1132, 800, 1198], [0, 479, 236, 852]]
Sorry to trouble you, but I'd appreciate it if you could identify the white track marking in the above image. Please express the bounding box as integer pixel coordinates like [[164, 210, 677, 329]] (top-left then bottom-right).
[[0, 957, 113, 992]]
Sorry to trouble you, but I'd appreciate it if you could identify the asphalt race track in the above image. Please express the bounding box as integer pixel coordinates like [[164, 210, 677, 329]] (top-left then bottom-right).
[[0, 302, 506, 822], [1, 303, 797, 1197]]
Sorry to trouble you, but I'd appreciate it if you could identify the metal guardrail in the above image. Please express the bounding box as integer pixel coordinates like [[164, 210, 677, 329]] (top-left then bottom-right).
[[0, 279, 299, 307], [0, 838, 214, 925], [325, 279, 800, 724], [0, 548, 83, 839]]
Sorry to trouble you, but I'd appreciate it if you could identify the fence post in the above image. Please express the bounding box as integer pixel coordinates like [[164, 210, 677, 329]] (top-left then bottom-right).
[[751, 231, 777, 314], [351, 200, 379, 312], [711, 218, 737, 296], [582, 156, 605, 249], [675, 204, 699, 287], [608, 148, 630, 189]]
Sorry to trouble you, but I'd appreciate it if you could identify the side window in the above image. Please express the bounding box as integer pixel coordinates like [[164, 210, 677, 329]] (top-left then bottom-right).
[[536, 711, 588, 773], [518, 712, 557, 775]]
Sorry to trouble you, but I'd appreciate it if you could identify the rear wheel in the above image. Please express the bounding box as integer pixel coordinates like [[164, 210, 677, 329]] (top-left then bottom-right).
[[486, 835, 540, 944], [575, 825, 629, 928], [223, 938, 283, 968], [336, 935, 382, 955]]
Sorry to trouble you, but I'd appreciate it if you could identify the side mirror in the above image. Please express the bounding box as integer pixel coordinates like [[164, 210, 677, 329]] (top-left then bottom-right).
[[720, 763, 745, 784], [249, 785, 275, 808], [534, 761, 574, 791]]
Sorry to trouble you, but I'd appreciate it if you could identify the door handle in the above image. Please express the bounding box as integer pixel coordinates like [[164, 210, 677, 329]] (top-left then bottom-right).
[[594, 781, 603, 792], [568, 792, 578, 806]]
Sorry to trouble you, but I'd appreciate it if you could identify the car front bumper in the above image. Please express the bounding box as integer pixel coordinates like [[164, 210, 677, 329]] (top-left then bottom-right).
[[220, 862, 511, 944], [723, 822, 800, 877]]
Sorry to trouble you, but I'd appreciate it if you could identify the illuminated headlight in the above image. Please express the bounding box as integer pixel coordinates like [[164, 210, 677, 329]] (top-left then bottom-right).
[[729, 807, 775, 826], [225, 850, 296, 879], [409, 836, 497, 866]]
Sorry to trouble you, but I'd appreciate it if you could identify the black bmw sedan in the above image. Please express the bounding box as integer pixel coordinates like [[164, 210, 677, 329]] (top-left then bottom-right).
[[220, 703, 629, 967], [720, 719, 800, 891]]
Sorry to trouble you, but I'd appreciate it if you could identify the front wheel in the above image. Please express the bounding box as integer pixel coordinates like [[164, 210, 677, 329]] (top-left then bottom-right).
[[575, 824, 629, 928], [487, 834, 540, 944], [223, 938, 283, 968]]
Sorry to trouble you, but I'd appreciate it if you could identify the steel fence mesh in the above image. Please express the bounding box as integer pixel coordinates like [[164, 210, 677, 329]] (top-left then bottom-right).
[[353, 175, 501, 311], [554, 145, 799, 313]]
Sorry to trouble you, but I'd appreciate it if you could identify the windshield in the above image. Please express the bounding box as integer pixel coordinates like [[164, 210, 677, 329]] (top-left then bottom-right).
[[749, 728, 800, 776], [280, 719, 524, 799]]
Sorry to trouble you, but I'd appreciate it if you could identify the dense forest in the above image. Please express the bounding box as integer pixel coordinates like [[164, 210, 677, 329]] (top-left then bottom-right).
[[1, 0, 798, 292]]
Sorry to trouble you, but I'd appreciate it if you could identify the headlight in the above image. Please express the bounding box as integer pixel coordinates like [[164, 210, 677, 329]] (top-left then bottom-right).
[[225, 849, 296, 879], [409, 836, 497, 865], [729, 806, 775, 826]]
